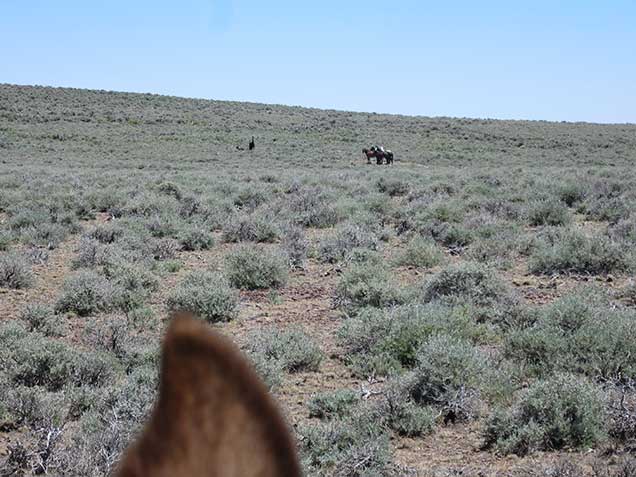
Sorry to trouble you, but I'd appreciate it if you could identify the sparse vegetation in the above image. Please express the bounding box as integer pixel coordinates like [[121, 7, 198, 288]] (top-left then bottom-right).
[[1, 84, 636, 475]]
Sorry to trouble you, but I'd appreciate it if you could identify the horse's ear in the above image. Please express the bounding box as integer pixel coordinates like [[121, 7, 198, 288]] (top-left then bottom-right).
[[115, 313, 301, 477]]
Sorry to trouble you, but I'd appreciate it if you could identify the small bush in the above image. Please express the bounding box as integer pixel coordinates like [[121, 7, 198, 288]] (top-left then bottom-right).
[[529, 230, 628, 275], [166, 271, 238, 322], [222, 214, 280, 243], [73, 237, 112, 268], [504, 291, 636, 379], [0, 230, 12, 250], [20, 303, 64, 337], [394, 236, 445, 268], [338, 304, 485, 377], [318, 223, 379, 263], [19, 222, 69, 249], [380, 387, 437, 437], [334, 262, 404, 310], [527, 199, 571, 226], [87, 223, 125, 244], [281, 225, 308, 269], [247, 327, 323, 373], [233, 188, 267, 210], [308, 389, 359, 420], [105, 261, 159, 312], [406, 335, 487, 421], [609, 218, 636, 244], [300, 409, 394, 476], [148, 238, 180, 260], [2, 385, 69, 429], [287, 189, 341, 228], [0, 252, 34, 289], [421, 262, 514, 308], [483, 374, 606, 455], [178, 225, 214, 251], [55, 270, 116, 316], [225, 245, 288, 290], [0, 321, 118, 392], [558, 182, 587, 207], [248, 352, 284, 391], [377, 177, 410, 196]]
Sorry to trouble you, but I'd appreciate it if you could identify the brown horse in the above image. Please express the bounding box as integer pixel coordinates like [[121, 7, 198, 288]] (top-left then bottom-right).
[[363, 147, 394, 165], [115, 313, 301, 477]]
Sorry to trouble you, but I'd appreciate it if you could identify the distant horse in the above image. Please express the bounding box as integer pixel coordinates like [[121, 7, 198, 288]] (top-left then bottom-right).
[[362, 147, 394, 165]]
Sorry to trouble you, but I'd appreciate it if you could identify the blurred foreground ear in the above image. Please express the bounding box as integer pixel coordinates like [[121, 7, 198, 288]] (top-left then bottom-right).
[[115, 312, 301, 477]]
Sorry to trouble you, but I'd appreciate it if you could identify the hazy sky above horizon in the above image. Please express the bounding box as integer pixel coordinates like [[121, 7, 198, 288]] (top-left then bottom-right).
[[2, 1, 635, 123]]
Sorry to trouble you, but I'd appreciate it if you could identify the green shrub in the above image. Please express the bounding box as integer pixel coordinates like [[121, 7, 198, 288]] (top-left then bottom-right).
[[0, 230, 12, 250], [468, 235, 518, 270], [247, 327, 323, 373], [308, 389, 359, 420], [225, 245, 288, 290], [406, 335, 487, 421], [527, 199, 571, 226], [529, 229, 628, 274], [439, 224, 474, 247], [609, 218, 636, 244], [248, 352, 284, 391], [505, 291, 636, 379], [73, 237, 112, 268], [148, 237, 180, 260], [0, 321, 117, 391], [318, 223, 379, 263], [281, 225, 308, 269], [8, 207, 49, 231], [20, 303, 64, 337], [222, 214, 280, 243], [86, 223, 125, 244], [55, 270, 116, 316], [178, 225, 214, 251], [379, 387, 436, 437], [483, 374, 606, 455], [584, 196, 629, 224], [287, 188, 341, 228], [377, 177, 410, 196], [421, 262, 514, 308], [2, 385, 69, 428], [19, 222, 70, 249], [394, 236, 445, 268], [166, 271, 238, 322], [0, 252, 34, 289], [144, 213, 180, 238], [338, 304, 486, 377], [233, 188, 267, 209], [104, 261, 159, 312], [160, 259, 183, 273], [558, 182, 587, 207], [300, 409, 394, 476], [334, 262, 404, 310], [155, 181, 182, 200]]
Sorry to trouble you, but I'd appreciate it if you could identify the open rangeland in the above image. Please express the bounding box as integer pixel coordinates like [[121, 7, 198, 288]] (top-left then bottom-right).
[[1, 84, 636, 476]]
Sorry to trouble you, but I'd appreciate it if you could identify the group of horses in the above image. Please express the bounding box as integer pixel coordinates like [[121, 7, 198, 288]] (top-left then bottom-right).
[[362, 145, 394, 165]]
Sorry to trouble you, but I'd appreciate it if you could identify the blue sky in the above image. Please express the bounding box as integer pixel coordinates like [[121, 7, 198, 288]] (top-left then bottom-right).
[[1, 1, 634, 123]]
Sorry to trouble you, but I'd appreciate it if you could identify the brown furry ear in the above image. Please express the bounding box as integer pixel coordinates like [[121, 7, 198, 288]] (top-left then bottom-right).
[[115, 312, 301, 477]]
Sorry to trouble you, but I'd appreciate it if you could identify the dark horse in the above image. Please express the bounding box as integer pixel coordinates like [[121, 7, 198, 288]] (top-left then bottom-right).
[[363, 146, 394, 165]]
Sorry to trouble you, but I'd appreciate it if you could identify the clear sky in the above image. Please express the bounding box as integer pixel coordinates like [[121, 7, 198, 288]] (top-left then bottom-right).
[[1, 1, 635, 123]]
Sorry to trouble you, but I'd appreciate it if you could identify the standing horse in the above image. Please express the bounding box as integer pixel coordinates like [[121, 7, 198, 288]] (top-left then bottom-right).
[[362, 147, 394, 165]]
